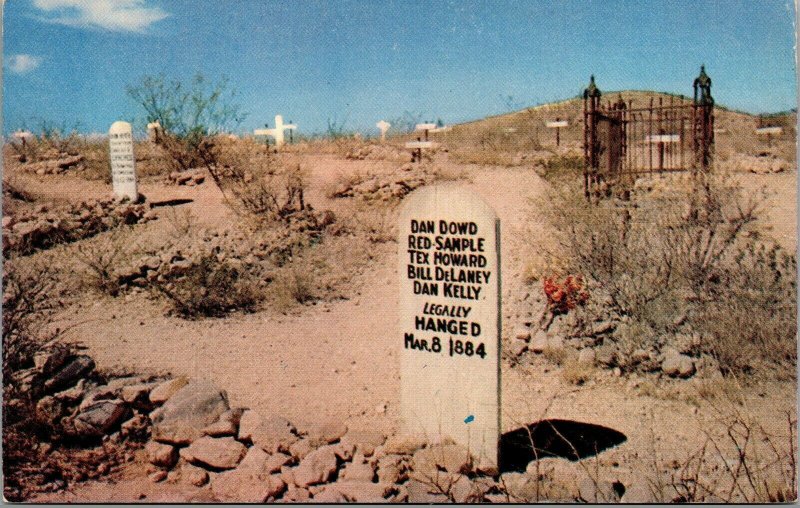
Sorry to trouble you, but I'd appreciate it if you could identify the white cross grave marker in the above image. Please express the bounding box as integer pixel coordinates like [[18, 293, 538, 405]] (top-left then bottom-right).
[[376, 120, 391, 142], [254, 115, 297, 148], [108, 121, 138, 201], [398, 185, 501, 470]]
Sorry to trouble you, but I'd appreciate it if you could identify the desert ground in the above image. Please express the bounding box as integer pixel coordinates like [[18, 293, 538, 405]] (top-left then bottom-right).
[[3, 94, 797, 503]]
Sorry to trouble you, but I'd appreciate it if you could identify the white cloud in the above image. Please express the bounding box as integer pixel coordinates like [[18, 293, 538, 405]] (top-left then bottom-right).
[[6, 54, 43, 74], [33, 0, 169, 33]]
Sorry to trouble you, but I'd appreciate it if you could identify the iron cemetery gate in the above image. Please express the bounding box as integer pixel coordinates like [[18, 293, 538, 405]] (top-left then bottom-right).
[[583, 66, 715, 198]]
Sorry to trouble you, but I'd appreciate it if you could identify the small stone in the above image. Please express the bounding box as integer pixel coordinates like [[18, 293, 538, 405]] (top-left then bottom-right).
[[265, 452, 292, 473], [510, 338, 528, 356], [292, 445, 338, 487], [304, 421, 348, 446], [238, 411, 298, 453], [179, 436, 247, 470], [145, 441, 178, 468], [289, 438, 314, 460], [530, 330, 548, 352], [182, 463, 209, 487], [149, 470, 168, 483], [514, 325, 532, 341], [340, 429, 386, 457], [73, 399, 129, 437], [339, 460, 376, 482], [212, 469, 285, 502], [324, 481, 392, 503], [202, 408, 244, 437], [412, 443, 473, 478], [578, 348, 596, 365], [662, 351, 696, 378]]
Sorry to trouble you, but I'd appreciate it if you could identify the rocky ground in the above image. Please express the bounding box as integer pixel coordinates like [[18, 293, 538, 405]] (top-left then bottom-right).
[[3, 133, 797, 503]]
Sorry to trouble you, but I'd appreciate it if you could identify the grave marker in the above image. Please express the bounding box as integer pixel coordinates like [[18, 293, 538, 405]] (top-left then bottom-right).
[[146, 121, 162, 143], [398, 185, 501, 469], [376, 120, 391, 142], [108, 121, 138, 201], [254, 115, 297, 148], [545, 118, 568, 146]]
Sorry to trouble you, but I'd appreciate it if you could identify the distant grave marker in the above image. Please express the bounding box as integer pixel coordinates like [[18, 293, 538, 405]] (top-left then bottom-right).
[[254, 115, 297, 147], [146, 121, 162, 143], [405, 123, 439, 162], [108, 121, 138, 201], [376, 120, 391, 142], [398, 185, 501, 469], [545, 117, 568, 146]]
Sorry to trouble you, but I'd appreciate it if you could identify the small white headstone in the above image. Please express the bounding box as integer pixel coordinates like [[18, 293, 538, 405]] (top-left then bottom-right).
[[108, 121, 138, 201], [398, 185, 501, 468], [645, 134, 680, 144], [254, 114, 297, 147], [376, 120, 391, 141]]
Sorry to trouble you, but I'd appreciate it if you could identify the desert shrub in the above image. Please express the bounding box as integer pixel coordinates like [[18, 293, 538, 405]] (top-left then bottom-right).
[[561, 355, 594, 385], [539, 173, 796, 379], [150, 253, 262, 318], [73, 226, 140, 296], [198, 137, 308, 221], [537, 154, 584, 182], [450, 129, 544, 166], [2, 259, 60, 374], [127, 73, 246, 172], [162, 207, 195, 237], [694, 242, 796, 378]]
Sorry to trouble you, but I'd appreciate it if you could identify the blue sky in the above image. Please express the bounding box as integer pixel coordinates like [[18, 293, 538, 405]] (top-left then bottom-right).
[[3, 0, 797, 136]]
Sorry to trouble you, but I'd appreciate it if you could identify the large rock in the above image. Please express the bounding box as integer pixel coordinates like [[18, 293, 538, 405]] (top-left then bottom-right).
[[179, 436, 247, 470], [292, 446, 338, 487], [211, 469, 286, 502], [151, 379, 229, 445], [44, 355, 95, 392], [72, 399, 129, 437], [530, 330, 548, 353], [238, 411, 298, 453], [149, 377, 189, 404]]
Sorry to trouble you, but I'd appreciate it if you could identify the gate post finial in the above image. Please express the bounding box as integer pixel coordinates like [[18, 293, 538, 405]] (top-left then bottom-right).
[[693, 65, 713, 106], [584, 75, 601, 99]]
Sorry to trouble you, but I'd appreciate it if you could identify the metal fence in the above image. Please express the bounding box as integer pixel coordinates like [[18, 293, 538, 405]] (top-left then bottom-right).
[[583, 66, 715, 199]]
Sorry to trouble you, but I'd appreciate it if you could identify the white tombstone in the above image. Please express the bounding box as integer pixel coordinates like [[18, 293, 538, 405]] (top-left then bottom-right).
[[376, 120, 391, 142], [398, 185, 501, 469], [254, 115, 297, 147], [108, 121, 138, 201]]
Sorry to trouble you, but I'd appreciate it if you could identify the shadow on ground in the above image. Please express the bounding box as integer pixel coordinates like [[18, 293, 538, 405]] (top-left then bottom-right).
[[150, 198, 194, 208], [499, 419, 627, 473]]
